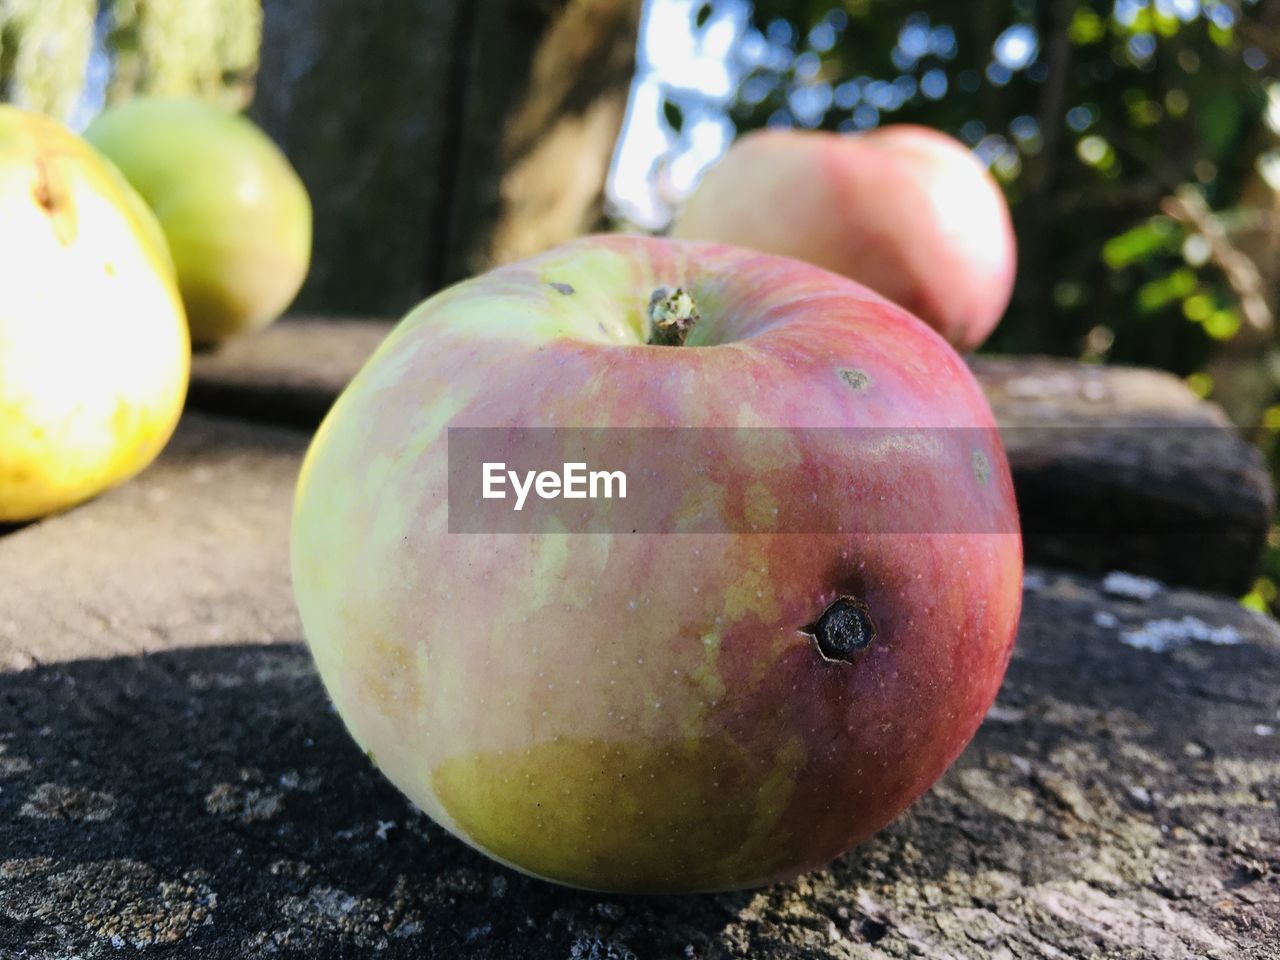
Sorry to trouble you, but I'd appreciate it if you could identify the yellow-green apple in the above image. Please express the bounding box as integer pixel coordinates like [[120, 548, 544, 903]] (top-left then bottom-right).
[[291, 235, 1022, 893], [0, 105, 189, 522], [672, 125, 1017, 352], [85, 97, 312, 345]]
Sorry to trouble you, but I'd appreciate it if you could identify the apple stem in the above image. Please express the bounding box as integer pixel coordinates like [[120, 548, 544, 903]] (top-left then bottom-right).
[[647, 287, 700, 346]]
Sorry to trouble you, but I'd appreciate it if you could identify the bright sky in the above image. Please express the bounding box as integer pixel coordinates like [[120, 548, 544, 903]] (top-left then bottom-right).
[[607, 0, 752, 229]]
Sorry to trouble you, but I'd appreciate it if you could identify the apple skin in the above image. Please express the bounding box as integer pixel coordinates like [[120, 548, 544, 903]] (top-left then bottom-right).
[[85, 97, 312, 345], [671, 125, 1017, 352], [291, 235, 1022, 893], [0, 105, 189, 522]]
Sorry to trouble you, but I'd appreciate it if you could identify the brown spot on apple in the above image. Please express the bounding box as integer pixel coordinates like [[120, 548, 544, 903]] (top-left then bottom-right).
[[31, 156, 77, 246], [840, 368, 872, 392]]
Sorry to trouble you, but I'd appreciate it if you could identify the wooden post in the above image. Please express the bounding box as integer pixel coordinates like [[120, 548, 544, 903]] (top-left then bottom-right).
[[250, 0, 643, 316]]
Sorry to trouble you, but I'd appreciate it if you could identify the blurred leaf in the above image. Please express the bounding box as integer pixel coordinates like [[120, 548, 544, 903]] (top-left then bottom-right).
[[1053, 280, 1087, 309], [1153, 12, 1181, 39], [1209, 22, 1234, 47], [1187, 371, 1214, 397], [1204, 308, 1241, 339], [1068, 9, 1106, 45], [1198, 90, 1242, 156], [1242, 587, 1271, 613], [1102, 219, 1176, 269], [663, 98, 684, 134], [694, 3, 713, 30], [1136, 268, 1197, 313], [1183, 293, 1213, 321]]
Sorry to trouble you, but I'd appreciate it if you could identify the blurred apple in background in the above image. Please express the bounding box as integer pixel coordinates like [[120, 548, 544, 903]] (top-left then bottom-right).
[[86, 97, 312, 345], [0, 105, 189, 522], [672, 125, 1017, 353]]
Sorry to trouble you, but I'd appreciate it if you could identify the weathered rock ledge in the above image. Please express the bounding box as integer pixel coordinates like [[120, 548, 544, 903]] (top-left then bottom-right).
[[0, 413, 1276, 958]]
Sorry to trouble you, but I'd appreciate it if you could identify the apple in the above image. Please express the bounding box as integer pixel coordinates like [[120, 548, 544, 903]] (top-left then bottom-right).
[[85, 97, 312, 345], [0, 105, 189, 523], [671, 125, 1017, 352], [291, 235, 1022, 893]]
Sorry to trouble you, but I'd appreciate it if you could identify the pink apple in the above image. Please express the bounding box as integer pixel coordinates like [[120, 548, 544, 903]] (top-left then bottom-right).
[[291, 235, 1022, 893], [672, 125, 1017, 352]]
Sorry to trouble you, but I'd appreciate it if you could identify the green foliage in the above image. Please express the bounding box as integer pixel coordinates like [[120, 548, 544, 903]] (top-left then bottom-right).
[[676, 0, 1280, 608], [677, 0, 1277, 370], [1102, 218, 1178, 268]]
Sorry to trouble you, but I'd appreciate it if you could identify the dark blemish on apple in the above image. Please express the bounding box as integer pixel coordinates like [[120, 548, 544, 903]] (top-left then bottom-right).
[[549, 282, 576, 296], [31, 157, 77, 246], [804, 597, 877, 663], [971, 449, 991, 485], [32, 159, 58, 214], [840, 369, 871, 392]]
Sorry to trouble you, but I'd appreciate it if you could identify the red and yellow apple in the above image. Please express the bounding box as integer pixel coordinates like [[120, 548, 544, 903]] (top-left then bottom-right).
[[291, 235, 1022, 893], [85, 97, 312, 345], [672, 125, 1017, 352], [0, 105, 189, 522]]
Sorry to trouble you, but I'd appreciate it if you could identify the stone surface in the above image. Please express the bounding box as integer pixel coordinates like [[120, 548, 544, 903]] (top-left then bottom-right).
[[1, 413, 1278, 957], [0, 413, 304, 671], [190, 319, 1275, 594], [188, 319, 391, 428]]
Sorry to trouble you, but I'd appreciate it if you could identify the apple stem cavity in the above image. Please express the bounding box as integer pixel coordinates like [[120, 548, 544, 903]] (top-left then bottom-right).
[[807, 597, 877, 664], [647, 287, 700, 347]]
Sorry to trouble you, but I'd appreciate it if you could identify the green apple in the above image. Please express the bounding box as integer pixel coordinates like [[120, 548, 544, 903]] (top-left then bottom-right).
[[0, 105, 189, 522], [85, 97, 312, 344]]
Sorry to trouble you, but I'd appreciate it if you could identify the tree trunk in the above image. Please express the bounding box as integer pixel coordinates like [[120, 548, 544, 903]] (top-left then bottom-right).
[[0, 0, 96, 121], [104, 0, 262, 110], [475, 0, 644, 277], [250, 0, 643, 316]]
